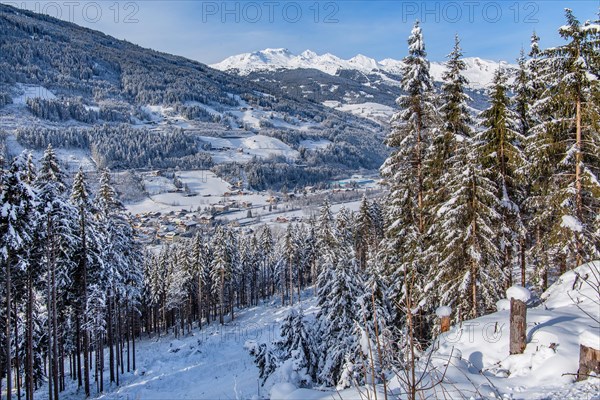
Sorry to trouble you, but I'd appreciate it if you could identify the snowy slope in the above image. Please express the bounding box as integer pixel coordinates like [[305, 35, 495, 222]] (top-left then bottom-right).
[[44, 262, 599, 400], [277, 261, 600, 400], [211, 49, 514, 89]]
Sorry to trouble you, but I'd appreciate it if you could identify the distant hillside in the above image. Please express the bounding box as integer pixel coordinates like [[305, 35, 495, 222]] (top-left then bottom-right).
[[211, 48, 515, 89], [0, 4, 388, 189], [211, 48, 507, 122]]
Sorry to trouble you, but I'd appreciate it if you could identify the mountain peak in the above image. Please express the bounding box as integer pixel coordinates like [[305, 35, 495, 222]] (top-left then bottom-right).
[[211, 49, 513, 88], [261, 48, 291, 54], [300, 49, 318, 59]]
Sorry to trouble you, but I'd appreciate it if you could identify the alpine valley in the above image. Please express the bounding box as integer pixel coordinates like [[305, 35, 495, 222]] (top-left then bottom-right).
[[0, 3, 599, 400]]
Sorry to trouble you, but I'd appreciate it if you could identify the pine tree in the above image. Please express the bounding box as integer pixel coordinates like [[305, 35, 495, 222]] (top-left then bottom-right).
[[70, 167, 97, 397], [477, 68, 525, 289], [316, 208, 364, 388], [433, 33, 472, 168], [34, 145, 78, 400], [422, 35, 474, 326], [210, 226, 234, 324], [424, 139, 502, 320], [379, 21, 438, 332], [0, 156, 36, 400], [524, 31, 556, 290], [529, 10, 600, 280], [275, 307, 316, 387], [356, 196, 373, 271], [513, 48, 535, 285]]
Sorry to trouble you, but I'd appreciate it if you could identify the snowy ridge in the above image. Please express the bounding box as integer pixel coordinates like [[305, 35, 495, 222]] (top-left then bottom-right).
[[211, 48, 515, 88]]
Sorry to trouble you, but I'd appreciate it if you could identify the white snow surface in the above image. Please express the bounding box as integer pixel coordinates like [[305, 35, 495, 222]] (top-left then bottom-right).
[[212, 49, 514, 89], [580, 329, 600, 350], [496, 299, 511, 311], [42, 262, 600, 399], [506, 285, 532, 302], [435, 306, 452, 318], [561, 215, 584, 232], [324, 101, 395, 125], [12, 83, 57, 104]]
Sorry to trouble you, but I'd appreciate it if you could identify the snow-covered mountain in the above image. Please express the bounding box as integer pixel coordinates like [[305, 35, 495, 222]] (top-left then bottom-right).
[[212, 48, 515, 89]]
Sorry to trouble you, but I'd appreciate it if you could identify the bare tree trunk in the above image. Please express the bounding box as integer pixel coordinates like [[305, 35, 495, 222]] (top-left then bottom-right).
[[51, 255, 59, 400], [471, 171, 479, 319], [288, 259, 294, 306], [26, 265, 34, 400], [574, 94, 583, 267], [577, 344, 600, 381], [108, 293, 115, 383], [520, 236, 526, 286], [509, 298, 527, 355], [131, 312, 136, 371], [219, 271, 225, 325], [80, 209, 90, 397], [197, 276, 203, 330], [13, 301, 20, 400], [76, 320, 81, 388], [6, 255, 12, 400]]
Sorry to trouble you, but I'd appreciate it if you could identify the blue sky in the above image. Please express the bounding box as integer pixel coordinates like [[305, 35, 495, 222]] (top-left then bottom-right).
[[3, 1, 599, 63]]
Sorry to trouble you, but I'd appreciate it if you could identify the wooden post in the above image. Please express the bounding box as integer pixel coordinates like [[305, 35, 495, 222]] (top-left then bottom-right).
[[509, 298, 527, 355], [436, 306, 452, 333], [577, 345, 600, 381], [440, 316, 450, 333]]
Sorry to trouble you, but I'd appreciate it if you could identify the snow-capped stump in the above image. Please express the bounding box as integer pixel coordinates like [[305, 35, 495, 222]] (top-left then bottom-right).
[[506, 285, 531, 303], [495, 298, 510, 311], [507, 286, 530, 355], [435, 306, 452, 317], [577, 330, 600, 381], [436, 306, 452, 333]]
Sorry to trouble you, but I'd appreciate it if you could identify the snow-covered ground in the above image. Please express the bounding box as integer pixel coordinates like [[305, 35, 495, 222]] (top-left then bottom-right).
[[323, 101, 394, 125], [127, 170, 243, 215], [12, 83, 57, 104], [5, 134, 97, 172], [200, 134, 300, 163], [39, 262, 599, 400], [299, 138, 332, 151]]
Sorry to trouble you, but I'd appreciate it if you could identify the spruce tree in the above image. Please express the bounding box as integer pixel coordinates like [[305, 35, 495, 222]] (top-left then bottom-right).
[[424, 139, 502, 320], [275, 307, 316, 387], [529, 10, 600, 279], [379, 20, 438, 336], [0, 156, 36, 400], [477, 68, 525, 289], [70, 167, 98, 397]]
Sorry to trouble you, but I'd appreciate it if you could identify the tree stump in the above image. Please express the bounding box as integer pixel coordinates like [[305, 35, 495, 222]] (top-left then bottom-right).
[[435, 306, 452, 333], [509, 298, 527, 355], [577, 344, 600, 381], [440, 316, 450, 333]]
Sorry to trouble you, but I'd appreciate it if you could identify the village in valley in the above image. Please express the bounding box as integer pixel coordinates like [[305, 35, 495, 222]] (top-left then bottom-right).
[[127, 169, 382, 244]]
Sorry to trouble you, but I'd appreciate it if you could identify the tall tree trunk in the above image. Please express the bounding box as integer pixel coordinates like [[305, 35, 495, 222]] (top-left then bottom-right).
[[288, 259, 294, 306], [51, 252, 59, 400], [13, 301, 20, 400], [6, 254, 12, 400], [520, 236, 526, 286], [574, 94, 583, 267], [416, 122, 424, 234], [108, 293, 115, 383], [197, 276, 202, 330], [471, 170, 479, 319], [219, 271, 224, 325], [131, 311, 136, 371], [26, 265, 34, 400], [76, 319, 81, 388], [80, 209, 90, 398]]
